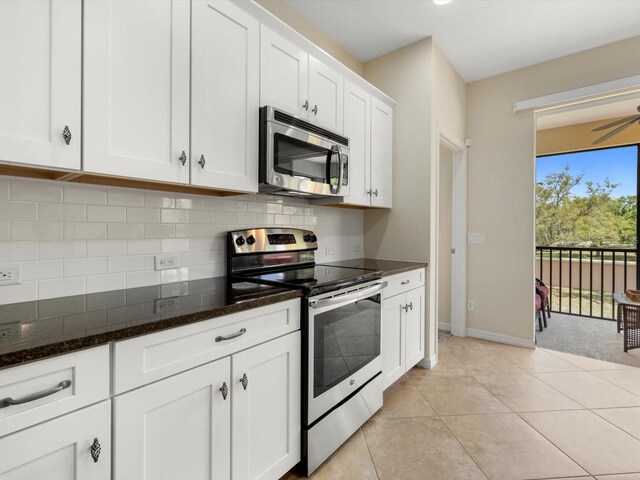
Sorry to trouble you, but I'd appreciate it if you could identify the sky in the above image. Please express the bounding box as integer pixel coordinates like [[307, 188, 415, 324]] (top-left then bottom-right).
[[536, 145, 638, 198]]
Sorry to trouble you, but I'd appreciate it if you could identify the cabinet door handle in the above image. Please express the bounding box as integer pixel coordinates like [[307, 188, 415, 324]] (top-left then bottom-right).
[[62, 125, 72, 145], [408, 302, 414, 311], [373, 189, 379, 197], [198, 155, 206, 169], [312, 105, 318, 115], [401, 280, 411, 285], [303, 100, 309, 110], [90, 438, 101, 463], [219, 382, 229, 400], [179, 151, 187, 166], [240, 373, 248, 390], [0, 379, 72, 408], [215, 327, 246, 342], [367, 190, 372, 196]]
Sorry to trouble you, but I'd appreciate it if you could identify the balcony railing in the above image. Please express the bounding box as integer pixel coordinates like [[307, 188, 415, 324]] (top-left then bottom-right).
[[536, 246, 636, 320]]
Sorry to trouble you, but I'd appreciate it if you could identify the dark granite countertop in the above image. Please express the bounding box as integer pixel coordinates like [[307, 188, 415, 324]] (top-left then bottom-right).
[[0, 277, 301, 369], [320, 258, 428, 277]]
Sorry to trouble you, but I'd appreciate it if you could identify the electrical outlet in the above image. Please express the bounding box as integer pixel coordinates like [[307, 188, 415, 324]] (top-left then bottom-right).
[[0, 264, 21, 286], [0, 322, 20, 344], [154, 255, 179, 271], [467, 300, 475, 311], [155, 298, 179, 314], [353, 244, 361, 253], [325, 246, 336, 256]]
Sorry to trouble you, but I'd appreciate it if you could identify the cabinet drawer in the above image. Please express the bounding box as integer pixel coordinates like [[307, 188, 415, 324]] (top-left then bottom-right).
[[113, 299, 300, 394], [382, 268, 425, 299], [0, 345, 110, 437]]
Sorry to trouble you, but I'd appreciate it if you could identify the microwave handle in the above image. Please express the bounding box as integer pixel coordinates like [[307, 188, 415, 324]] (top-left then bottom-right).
[[331, 145, 344, 195]]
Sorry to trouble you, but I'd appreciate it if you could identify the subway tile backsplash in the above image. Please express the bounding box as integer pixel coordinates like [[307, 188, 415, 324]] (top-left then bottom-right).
[[0, 176, 364, 305]]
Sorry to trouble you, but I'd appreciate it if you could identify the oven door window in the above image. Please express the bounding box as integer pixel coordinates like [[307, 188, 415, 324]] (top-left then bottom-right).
[[274, 133, 339, 186], [313, 294, 381, 398]]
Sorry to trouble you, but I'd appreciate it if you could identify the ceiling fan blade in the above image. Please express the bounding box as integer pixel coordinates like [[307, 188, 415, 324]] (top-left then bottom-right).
[[592, 114, 640, 131], [592, 118, 638, 144]]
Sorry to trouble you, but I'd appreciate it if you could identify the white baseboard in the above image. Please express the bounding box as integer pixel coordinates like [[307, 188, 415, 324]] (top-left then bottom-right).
[[417, 353, 438, 369], [438, 322, 451, 331], [466, 328, 535, 349]]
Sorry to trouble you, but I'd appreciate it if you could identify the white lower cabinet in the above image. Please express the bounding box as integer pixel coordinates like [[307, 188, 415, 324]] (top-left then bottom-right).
[[232, 331, 301, 480], [0, 400, 111, 480], [114, 331, 301, 480], [381, 270, 426, 389]]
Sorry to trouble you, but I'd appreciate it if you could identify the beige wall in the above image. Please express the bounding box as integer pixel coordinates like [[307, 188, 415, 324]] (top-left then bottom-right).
[[363, 38, 433, 262], [255, 0, 364, 76], [537, 117, 640, 156], [467, 35, 640, 342]]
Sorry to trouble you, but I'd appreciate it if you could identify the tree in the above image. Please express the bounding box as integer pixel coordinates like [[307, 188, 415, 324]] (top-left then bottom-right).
[[536, 165, 635, 247]]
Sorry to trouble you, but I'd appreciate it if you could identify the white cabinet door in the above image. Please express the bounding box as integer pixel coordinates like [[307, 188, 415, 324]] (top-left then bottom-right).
[[343, 81, 371, 206], [382, 295, 405, 390], [260, 26, 309, 118], [191, 0, 259, 193], [114, 358, 231, 480], [0, 0, 81, 170], [404, 288, 425, 370], [370, 98, 393, 208], [0, 401, 110, 480], [308, 56, 343, 132], [232, 331, 301, 480], [83, 0, 190, 184]]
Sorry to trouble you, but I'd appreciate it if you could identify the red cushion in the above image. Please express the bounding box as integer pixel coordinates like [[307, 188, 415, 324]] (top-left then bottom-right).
[[537, 285, 549, 300], [535, 294, 542, 310]]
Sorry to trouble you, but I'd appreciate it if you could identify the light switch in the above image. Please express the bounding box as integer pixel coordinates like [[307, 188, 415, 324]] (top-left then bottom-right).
[[467, 233, 485, 245]]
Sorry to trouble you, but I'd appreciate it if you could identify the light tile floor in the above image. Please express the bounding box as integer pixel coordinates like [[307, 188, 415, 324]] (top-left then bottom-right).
[[282, 334, 640, 480]]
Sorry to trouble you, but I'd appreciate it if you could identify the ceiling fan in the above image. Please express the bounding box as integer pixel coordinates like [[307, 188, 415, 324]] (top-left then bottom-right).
[[592, 105, 640, 144]]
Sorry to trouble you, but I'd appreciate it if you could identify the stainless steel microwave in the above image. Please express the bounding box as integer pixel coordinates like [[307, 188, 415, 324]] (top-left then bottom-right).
[[259, 106, 349, 198]]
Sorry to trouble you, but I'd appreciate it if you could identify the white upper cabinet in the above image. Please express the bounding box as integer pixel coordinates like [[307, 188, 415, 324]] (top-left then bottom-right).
[[260, 26, 309, 118], [191, 0, 259, 193], [343, 80, 371, 207], [83, 0, 190, 184], [308, 56, 344, 132], [371, 97, 393, 208], [260, 27, 344, 132], [0, 0, 81, 171]]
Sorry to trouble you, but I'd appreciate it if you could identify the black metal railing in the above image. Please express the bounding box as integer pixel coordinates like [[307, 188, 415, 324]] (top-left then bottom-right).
[[536, 246, 636, 320]]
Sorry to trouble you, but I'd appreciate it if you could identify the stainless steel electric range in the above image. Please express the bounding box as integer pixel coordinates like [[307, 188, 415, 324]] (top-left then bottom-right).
[[227, 227, 385, 476]]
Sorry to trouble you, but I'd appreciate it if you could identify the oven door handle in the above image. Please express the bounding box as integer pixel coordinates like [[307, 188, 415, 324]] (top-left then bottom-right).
[[309, 281, 388, 309]]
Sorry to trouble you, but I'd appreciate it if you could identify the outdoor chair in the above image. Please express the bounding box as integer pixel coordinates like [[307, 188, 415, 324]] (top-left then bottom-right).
[[536, 277, 551, 320]]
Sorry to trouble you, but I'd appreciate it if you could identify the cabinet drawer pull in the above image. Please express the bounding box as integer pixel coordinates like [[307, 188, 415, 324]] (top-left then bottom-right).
[[62, 125, 72, 145], [240, 373, 248, 390], [179, 151, 187, 166], [215, 328, 246, 342], [219, 382, 229, 400], [401, 280, 411, 285], [90, 437, 101, 463], [0, 379, 72, 408]]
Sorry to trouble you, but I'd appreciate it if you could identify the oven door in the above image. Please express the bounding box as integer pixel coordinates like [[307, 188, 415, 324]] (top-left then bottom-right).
[[264, 118, 349, 197], [307, 281, 386, 424]]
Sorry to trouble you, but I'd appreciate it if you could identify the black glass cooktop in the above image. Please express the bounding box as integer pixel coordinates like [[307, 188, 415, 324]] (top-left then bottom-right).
[[237, 265, 382, 296]]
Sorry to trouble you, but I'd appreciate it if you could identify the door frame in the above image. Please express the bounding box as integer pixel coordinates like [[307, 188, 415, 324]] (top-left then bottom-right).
[[434, 127, 468, 339]]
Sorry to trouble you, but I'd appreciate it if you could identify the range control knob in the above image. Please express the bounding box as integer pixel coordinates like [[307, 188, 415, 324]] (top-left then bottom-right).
[[235, 236, 245, 247], [310, 235, 317, 243], [303, 234, 311, 242], [246, 235, 255, 245]]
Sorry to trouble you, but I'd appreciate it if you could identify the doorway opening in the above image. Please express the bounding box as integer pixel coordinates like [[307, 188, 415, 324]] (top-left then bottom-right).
[[534, 96, 640, 366], [434, 132, 467, 346]]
